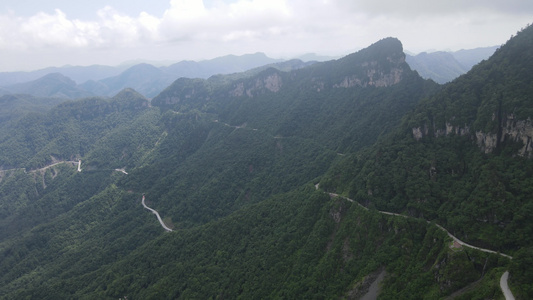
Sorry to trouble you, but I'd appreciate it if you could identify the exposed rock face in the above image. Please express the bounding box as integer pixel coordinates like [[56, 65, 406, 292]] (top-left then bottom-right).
[[230, 82, 245, 97], [475, 131, 499, 153], [334, 55, 405, 88], [435, 122, 471, 138], [477, 115, 533, 155], [262, 73, 282, 92], [412, 122, 470, 141], [412, 126, 427, 141], [473, 115, 533, 155], [412, 115, 533, 157], [334, 75, 363, 88], [229, 72, 283, 98], [366, 66, 403, 88]]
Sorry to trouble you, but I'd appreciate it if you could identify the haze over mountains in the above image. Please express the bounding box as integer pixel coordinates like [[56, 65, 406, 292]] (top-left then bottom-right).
[[0, 47, 496, 99], [406, 46, 499, 83], [0, 24, 532, 299], [0, 53, 284, 98]]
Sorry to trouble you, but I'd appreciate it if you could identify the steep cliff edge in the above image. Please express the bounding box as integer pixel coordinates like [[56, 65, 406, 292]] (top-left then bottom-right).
[[412, 114, 533, 157], [409, 25, 533, 157], [320, 26, 533, 292]]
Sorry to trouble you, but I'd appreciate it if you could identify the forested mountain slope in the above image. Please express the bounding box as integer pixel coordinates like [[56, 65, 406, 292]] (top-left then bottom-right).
[[0, 88, 150, 170], [0, 94, 68, 128], [0, 28, 530, 299], [154, 37, 438, 153], [321, 24, 533, 298], [116, 37, 439, 229]]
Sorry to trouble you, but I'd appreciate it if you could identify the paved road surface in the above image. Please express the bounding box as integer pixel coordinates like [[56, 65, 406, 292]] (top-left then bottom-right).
[[500, 271, 515, 300], [321, 187, 514, 299], [141, 195, 172, 232]]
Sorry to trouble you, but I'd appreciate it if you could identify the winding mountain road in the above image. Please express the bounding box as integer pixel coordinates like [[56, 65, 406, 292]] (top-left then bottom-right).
[[434, 224, 513, 259], [500, 271, 515, 300], [26, 160, 79, 173], [141, 195, 173, 232], [321, 188, 514, 299]]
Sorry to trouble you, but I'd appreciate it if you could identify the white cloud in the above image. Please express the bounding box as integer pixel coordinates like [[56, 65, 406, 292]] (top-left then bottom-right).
[[0, 0, 531, 71], [338, 0, 533, 17], [158, 0, 292, 43]]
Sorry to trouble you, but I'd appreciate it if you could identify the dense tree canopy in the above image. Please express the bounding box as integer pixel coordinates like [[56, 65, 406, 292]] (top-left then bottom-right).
[[1, 26, 533, 299]]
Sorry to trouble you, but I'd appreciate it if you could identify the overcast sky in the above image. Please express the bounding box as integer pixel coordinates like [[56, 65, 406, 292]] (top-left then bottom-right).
[[1, 0, 532, 71]]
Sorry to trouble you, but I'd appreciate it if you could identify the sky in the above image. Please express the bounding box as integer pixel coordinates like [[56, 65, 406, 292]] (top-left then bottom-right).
[[0, 0, 532, 71]]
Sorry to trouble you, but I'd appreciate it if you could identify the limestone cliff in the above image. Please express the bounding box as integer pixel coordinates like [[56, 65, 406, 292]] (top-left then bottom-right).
[[412, 114, 533, 157], [229, 70, 282, 98], [476, 114, 533, 155], [334, 57, 405, 88]]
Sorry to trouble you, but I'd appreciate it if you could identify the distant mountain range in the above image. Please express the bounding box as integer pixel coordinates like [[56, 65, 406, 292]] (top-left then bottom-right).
[[0, 47, 497, 99], [0, 53, 286, 98], [1, 23, 533, 298], [406, 46, 499, 83], [0, 64, 128, 87], [5, 73, 94, 99]]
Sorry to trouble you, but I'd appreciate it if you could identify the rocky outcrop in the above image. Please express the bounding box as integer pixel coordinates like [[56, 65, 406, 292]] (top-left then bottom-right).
[[262, 73, 283, 92], [476, 114, 533, 155], [334, 75, 363, 88], [475, 131, 499, 153], [412, 115, 533, 157], [504, 115, 533, 155], [229, 71, 282, 98], [370, 67, 403, 87], [412, 122, 471, 141], [412, 126, 427, 141], [230, 82, 245, 97], [433, 122, 471, 138], [334, 59, 404, 89]]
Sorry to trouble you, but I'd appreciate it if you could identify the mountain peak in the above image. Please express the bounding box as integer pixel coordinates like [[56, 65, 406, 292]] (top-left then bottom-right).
[[6, 72, 92, 98], [347, 37, 405, 62], [39, 72, 76, 85], [323, 37, 409, 88], [409, 23, 533, 156], [111, 88, 150, 110], [112, 88, 147, 101]]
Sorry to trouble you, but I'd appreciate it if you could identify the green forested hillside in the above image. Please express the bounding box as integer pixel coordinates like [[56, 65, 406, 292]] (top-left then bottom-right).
[[0, 94, 67, 125], [0, 88, 150, 170], [154, 38, 438, 153], [2, 186, 508, 299], [0, 27, 531, 299], [321, 25, 533, 298]]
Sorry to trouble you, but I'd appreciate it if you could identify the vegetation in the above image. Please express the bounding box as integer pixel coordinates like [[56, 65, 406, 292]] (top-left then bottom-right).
[[1, 25, 533, 299]]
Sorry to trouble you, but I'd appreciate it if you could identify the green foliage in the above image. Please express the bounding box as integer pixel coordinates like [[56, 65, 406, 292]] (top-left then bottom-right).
[[0, 90, 150, 169], [510, 247, 533, 298], [1, 185, 508, 299], [1, 26, 533, 298], [317, 24, 533, 294]]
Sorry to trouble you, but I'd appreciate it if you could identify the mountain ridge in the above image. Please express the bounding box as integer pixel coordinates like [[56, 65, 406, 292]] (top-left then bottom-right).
[[0, 53, 286, 99], [320, 24, 533, 297], [406, 46, 498, 83], [0, 27, 531, 299], [4, 73, 94, 99], [0, 47, 498, 99]]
